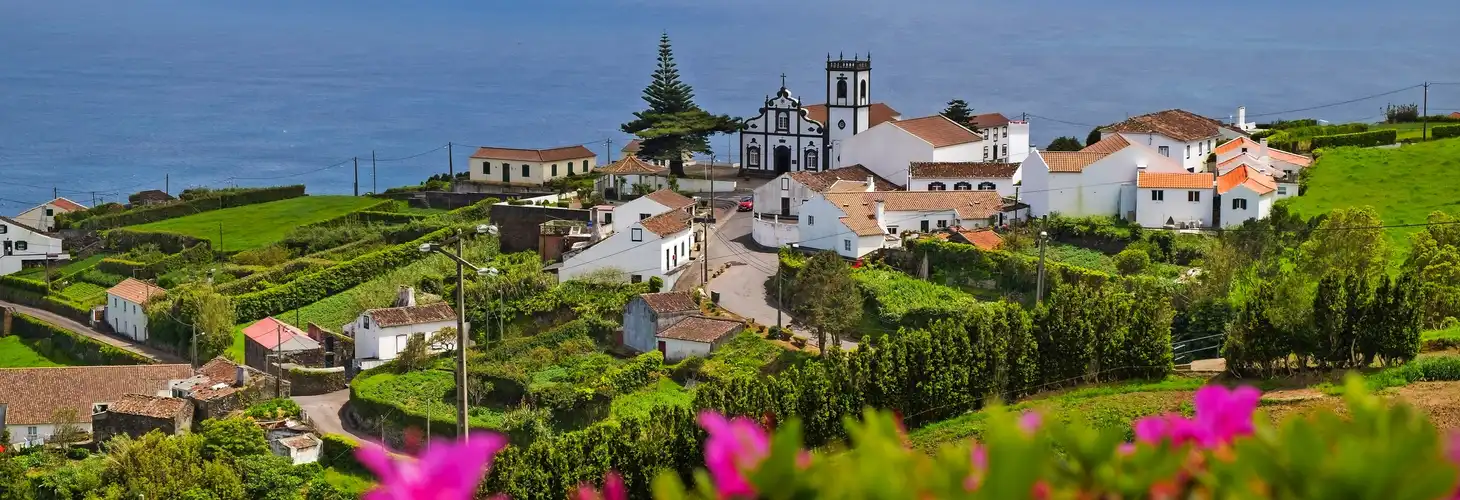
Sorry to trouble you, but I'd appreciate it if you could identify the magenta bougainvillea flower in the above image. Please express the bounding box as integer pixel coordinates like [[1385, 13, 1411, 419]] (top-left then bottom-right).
[[964, 444, 988, 491], [1019, 411, 1043, 434], [1133, 385, 1259, 448], [698, 411, 770, 498], [355, 432, 507, 500], [576, 471, 626, 500]]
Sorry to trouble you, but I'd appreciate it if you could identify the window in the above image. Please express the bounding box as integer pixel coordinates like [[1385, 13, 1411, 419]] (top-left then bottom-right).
[[954, 182, 973, 191], [836, 79, 848, 99], [639, 213, 650, 220], [631, 228, 643, 241], [804, 149, 819, 170], [977, 181, 996, 191], [521, 164, 529, 178], [483, 162, 491, 175], [808, 215, 814, 225], [937, 219, 947, 228], [631, 275, 643, 283], [747, 146, 761, 167], [1232, 198, 1248, 210], [0, 225, 6, 234], [45, 208, 54, 216], [844, 239, 852, 251], [1158, 146, 1170, 157], [921, 220, 930, 232], [583, 160, 589, 171], [1185, 145, 1191, 159], [363, 315, 371, 329], [665, 248, 670, 264], [1001, 144, 1008, 157], [1002, 128, 1007, 138], [603, 212, 613, 224], [551, 164, 558, 177], [776, 111, 790, 132], [781, 177, 790, 190], [983, 146, 989, 160], [92, 403, 109, 414], [396, 334, 408, 352], [1241, 147, 1248, 153], [887, 226, 898, 235], [859, 80, 867, 100], [1151, 190, 1165, 201], [568, 162, 574, 175], [27, 427, 37, 438], [1278, 186, 1288, 195], [1187, 191, 1201, 202], [928, 182, 947, 191], [14, 241, 26, 251]]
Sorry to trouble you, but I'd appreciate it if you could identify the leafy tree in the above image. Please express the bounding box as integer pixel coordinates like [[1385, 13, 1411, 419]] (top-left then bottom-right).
[[1406, 211, 1460, 327], [200, 417, 268, 460], [395, 332, 432, 373], [99, 432, 246, 500], [940, 99, 973, 124], [1113, 248, 1151, 275], [235, 454, 307, 500], [789, 252, 862, 352], [1045, 136, 1083, 151], [1086, 127, 1104, 147], [620, 33, 740, 176], [148, 284, 236, 361], [1297, 206, 1388, 281]]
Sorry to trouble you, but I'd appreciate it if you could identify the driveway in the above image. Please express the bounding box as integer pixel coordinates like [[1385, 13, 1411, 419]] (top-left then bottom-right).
[[0, 299, 186, 364], [293, 388, 374, 441]]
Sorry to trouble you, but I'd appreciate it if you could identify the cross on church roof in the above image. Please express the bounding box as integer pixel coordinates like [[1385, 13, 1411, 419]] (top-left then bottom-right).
[[780, 73, 786, 89]]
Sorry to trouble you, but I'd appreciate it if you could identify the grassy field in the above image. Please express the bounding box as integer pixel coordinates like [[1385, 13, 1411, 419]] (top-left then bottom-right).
[[11, 254, 110, 280], [1288, 138, 1460, 258], [1372, 122, 1447, 142], [0, 336, 81, 368], [58, 282, 108, 306], [128, 196, 382, 252], [609, 377, 694, 420]]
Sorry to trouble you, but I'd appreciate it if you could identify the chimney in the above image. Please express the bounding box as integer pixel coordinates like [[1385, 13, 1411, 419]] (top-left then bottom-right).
[[865, 175, 876, 192], [1237, 106, 1246, 127], [235, 365, 247, 387], [874, 200, 886, 228], [395, 286, 416, 308], [1259, 138, 1269, 160]]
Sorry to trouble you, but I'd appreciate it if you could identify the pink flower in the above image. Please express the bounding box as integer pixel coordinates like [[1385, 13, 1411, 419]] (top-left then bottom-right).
[[1192, 385, 1260, 446], [356, 432, 507, 500], [576, 471, 626, 500], [964, 444, 987, 492], [698, 411, 770, 498], [1134, 413, 1200, 446], [1118, 443, 1136, 455], [1018, 411, 1042, 434], [1447, 431, 1460, 464]]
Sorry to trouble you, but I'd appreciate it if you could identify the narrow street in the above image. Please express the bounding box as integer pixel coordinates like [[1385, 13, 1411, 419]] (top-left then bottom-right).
[[292, 388, 375, 441], [0, 298, 187, 364]]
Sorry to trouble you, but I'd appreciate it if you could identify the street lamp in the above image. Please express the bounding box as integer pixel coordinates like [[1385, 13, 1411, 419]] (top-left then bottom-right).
[[419, 224, 497, 442], [1035, 231, 1049, 304]]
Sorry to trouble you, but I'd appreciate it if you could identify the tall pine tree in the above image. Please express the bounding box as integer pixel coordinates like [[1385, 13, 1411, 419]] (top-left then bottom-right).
[[621, 33, 740, 176], [940, 99, 974, 124]]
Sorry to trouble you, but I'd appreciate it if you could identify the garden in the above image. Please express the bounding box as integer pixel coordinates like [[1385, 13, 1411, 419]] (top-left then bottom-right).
[[126, 195, 386, 252]]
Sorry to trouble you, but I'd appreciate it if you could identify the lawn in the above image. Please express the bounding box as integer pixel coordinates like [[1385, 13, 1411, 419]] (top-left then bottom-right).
[[127, 196, 382, 252], [0, 336, 81, 367], [11, 254, 110, 280], [609, 377, 694, 420], [1288, 138, 1460, 259], [1373, 122, 1435, 142], [58, 282, 108, 306]]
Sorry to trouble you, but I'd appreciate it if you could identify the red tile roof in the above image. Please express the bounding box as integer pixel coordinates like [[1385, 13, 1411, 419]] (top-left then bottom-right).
[[1217, 165, 1277, 195], [1080, 134, 1132, 155], [656, 316, 744, 343], [367, 302, 457, 328], [638, 292, 698, 314], [242, 317, 319, 351], [639, 209, 693, 237], [891, 115, 983, 147], [824, 191, 1006, 236], [788, 165, 900, 192], [1040, 134, 1133, 173], [1137, 171, 1215, 189], [470, 145, 595, 163], [621, 139, 642, 153], [909, 162, 1018, 179], [968, 113, 1010, 129], [598, 156, 665, 175], [802, 103, 901, 128], [952, 227, 1004, 250], [1214, 137, 1312, 167], [0, 364, 193, 425], [186, 357, 248, 401], [108, 393, 190, 419], [107, 278, 165, 305], [643, 189, 695, 210], [1103, 109, 1223, 142], [49, 198, 87, 212]]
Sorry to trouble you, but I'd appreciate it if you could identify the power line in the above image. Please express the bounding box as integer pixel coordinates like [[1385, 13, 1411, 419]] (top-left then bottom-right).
[[374, 144, 450, 162], [1024, 113, 1099, 128], [1243, 84, 1425, 118]]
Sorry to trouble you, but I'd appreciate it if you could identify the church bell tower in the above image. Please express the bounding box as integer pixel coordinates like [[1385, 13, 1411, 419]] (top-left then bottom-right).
[[825, 53, 871, 166]]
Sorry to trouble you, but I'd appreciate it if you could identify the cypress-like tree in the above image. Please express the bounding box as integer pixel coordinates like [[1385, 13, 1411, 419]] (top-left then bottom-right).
[[621, 33, 740, 176], [1086, 127, 1104, 147], [940, 99, 974, 125]]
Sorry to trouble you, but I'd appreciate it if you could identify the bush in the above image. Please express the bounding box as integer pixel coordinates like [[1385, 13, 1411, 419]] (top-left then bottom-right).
[[10, 313, 153, 365], [243, 398, 302, 420], [1113, 248, 1151, 275], [0, 275, 50, 295], [76, 185, 306, 231], [231, 245, 291, 267], [1309, 129, 1398, 149], [104, 230, 207, 254], [1433, 124, 1460, 140], [78, 269, 125, 287], [215, 258, 334, 295], [318, 434, 367, 475]]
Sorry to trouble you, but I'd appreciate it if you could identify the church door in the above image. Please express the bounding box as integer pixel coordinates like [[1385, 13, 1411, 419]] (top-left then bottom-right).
[[773, 146, 792, 173]]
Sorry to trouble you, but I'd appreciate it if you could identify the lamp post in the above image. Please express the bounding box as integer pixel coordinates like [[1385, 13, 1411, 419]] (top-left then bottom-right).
[[419, 224, 498, 442], [1035, 231, 1049, 304]]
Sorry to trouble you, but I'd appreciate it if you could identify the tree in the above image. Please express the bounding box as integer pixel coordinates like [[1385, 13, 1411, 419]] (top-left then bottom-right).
[[235, 454, 308, 500], [1086, 127, 1104, 147], [940, 99, 973, 124], [395, 332, 432, 372], [789, 252, 862, 352], [1113, 248, 1151, 275], [200, 417, 268, 460], [47, 409, 87, 447], [1297, 206, 1388, 281], [620, 33, 740, 176], [1045, 136, 1083, 151], [148, 284, 236, 361]]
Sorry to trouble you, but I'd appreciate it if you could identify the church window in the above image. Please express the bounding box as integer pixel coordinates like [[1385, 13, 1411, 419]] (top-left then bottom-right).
[[977, 182, 996, 191], [928, 182, 947, 191], [776, 112, 789, 132], [804, 150, 819, 170], [859, 80, 867, 100], [954, 182, 973, 191], [747, 146, 761, 167], [836, 78, 848, 100]]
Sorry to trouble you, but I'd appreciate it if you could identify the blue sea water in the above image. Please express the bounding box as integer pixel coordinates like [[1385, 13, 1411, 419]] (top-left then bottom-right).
[[2, 0, 1458, 210]]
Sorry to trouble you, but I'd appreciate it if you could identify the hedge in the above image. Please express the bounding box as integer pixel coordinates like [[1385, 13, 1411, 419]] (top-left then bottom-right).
[[104, 229, 209, 254], [902, 238, 1118, 296], [76, 185, 306, 231], [232, 226, 458, 322], [10, 313, 153, 365], [1309, 129, 1398, 150], [318, 433, 368, 475], [215, 258, 335, 295], [96, 258, 147, 278], [295, 200, 397, 229], [354, 211, 429, 224], [1433, 124, 1460, 140], [0, 283, 94, 324], [0, 275, 51, 295]]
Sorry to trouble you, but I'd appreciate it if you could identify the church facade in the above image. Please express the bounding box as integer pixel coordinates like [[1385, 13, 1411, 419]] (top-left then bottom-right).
[[740, 55, 874, 176]]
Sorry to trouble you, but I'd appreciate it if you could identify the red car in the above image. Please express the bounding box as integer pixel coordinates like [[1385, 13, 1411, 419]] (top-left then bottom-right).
[[737, 196, 753, 211]]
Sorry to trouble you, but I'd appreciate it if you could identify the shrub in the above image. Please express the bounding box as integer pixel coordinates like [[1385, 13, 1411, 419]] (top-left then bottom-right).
[[243, 398, 302, 420], [852, 268, 977, 326], [104, 230, 206, 254], [1113, 248, 1151, 275], [1433, 124, 1460, 140], [215, 258, 333, 295], [77, 185, 306, 231], [231, 245, 291, 267], [1310, 129, 1398, 149], [78, 269, 125, 287], [0, 275, 50, 295]]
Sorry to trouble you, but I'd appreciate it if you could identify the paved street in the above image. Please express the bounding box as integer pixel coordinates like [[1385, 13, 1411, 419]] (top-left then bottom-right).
[[0, 299, 187, 364], [292, 388, 375, 441]]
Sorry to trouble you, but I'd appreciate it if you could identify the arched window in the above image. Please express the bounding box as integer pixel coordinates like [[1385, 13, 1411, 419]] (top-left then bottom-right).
[[953, 182, 973, 191], [928, 182, 947, 191], [977, 182, 997, 191], [776, 111, 789, 132], [859, 80, 867, 100], [747, 146, 761, 167], [804, 149, 819, 171], [836, 78, 848, 99]]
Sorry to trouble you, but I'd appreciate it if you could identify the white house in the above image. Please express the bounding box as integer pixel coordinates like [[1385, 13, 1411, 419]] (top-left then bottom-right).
[[0, 216, 68, 277], [13, 198, 86, 233], [1102, 109, 1244, 172], [621, 139, 694, 168], [272, 434, 323, 465], [621, 291, 699, 354], [1214, 136, 1312, 180], [968, 113, 1032, 163], [106, 278, 166, 342], [0, 364, 194, 448], [615, 189, 696, 225], [800, 190, 1013, 258], [1134, 171, 1216, 229], [654, 315, 745, 362], [341, 289, 458, 371], [469, 145, 598, 187], [559, 201, 695, 288], [906, 162, 1021, 197], [839, 115, 985, 182], [1020, 134, 1189, 219], [752, 165, 899, 217], [1216, 164, 1279, 228]]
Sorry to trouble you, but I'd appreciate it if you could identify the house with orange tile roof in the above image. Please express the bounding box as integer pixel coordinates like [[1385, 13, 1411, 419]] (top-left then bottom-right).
[[1214, 136, 1312, 181], [1021, 134, 1189, 219], [839, 115, 988, 183], [105, 278, 166, 342], [1134, 171, 1216, 229], [467, 144, 597, 187], [1100, 109, 1244, 172], [12, 197, 87, 232], [1216, 165, 1281, 228], [799, 188, 1018, 258], [0, 216, 67, 277]]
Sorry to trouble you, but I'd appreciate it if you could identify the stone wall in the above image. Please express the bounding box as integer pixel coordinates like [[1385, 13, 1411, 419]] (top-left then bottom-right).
[[278, 363, 348, 396], [93, 404, 192, 443], [193, 371, 290, 422], [490, 204, 591, 254]]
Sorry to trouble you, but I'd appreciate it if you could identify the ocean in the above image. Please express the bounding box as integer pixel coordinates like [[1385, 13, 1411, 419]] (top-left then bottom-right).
[[2, 0, 1457, 210]]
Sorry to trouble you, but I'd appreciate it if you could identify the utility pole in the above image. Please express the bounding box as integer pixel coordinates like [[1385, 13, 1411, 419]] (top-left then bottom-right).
[[1423, 82, 1430, 141], [447, 142, 454, 178], [703, 153, 713, 285], [353, 157, 359, 196], [605, 138, 613, 166], [1035, 231, 1049, 304], [453, 229, 469, 442], [371, 150, 377, 195], [218, 223, 223, 253], [90, 191, 96, 207], [53, 187, 57, 200], [165, 174, 169, 196]]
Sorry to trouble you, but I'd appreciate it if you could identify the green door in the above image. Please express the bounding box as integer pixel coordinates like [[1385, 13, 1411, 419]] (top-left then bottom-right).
[[501, 163, 509, 183]]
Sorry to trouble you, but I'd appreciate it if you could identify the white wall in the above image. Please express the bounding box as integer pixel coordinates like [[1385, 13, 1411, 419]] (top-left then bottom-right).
[[613, 196, 673, 224], [561, 223, 692, 287], [797, 196, 886, 258], [1008, 121, 1031, 163], [470, 155, 596, 186], [657, 338, 713, 362], [1136, 188, 1212, 228], [6, 423, 85, 448], [837, 122, 933, 181], [656, 230, 694, 276], [1025, 146, 1188, 218], [751, 214, 800, 248], [1114, 133, 1216, 172], [752, 174, 817, 217], [107, 294, 150, 342], [1218, 187, 1273, 228], [931, 140, 984, 163], [0, 220, 66, 276], [13, 202, 74, 233], [907, 177, 1015, 197], [372, 321, 458, 361], [1275, 182, 1297, 200]]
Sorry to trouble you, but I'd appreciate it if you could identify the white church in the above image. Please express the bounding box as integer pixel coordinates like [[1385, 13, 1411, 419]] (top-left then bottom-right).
[[739, 54, 885, 176]]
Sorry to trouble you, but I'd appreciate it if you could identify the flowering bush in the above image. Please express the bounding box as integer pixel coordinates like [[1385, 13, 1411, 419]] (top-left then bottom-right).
[[357, 376, 1460, 499]]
